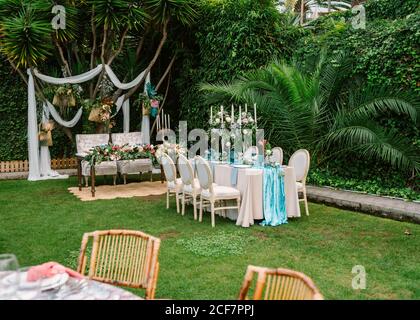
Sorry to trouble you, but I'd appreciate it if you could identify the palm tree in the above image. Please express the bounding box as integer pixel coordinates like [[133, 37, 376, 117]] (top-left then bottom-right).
[[200, 53, 420, 173]]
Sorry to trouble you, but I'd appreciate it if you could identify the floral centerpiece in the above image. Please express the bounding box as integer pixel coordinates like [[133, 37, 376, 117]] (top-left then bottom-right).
[[84, 143, 157, 166], [155, 142, 187, 163], [209, 105, 258, 162]]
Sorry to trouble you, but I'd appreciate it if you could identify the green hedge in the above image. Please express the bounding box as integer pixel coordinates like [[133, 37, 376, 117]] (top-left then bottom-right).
[[0, 61, 28, 161], [365, 0, 419, 20], [175, 0, 305, 129], [297, 11, 420, 93]]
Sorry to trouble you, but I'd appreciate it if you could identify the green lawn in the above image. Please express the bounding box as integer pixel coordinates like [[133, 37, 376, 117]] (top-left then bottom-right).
[[0, 177, 419, 300]]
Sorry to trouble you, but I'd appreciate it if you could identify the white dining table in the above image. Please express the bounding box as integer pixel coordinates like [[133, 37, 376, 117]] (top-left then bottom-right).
[[213, 164, 301, 227]]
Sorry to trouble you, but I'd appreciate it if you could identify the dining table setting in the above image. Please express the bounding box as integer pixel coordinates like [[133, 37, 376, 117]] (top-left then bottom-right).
[[0, 255, 141, 300], [190, 153, 301, 228]]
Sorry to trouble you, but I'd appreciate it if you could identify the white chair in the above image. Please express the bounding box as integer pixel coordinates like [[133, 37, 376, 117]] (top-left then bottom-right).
[[288, 149, 310, 216], [177, 154, 201, 220], [270, 147, 283, 165], [244, 146, 259, 159], [195, 156, 241, 227], [161, 154, 182, 213]]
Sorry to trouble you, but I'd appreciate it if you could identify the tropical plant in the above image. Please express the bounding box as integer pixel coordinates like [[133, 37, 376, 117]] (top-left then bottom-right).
[[200, 52, 420, 173], [0, 0, 197, 143]]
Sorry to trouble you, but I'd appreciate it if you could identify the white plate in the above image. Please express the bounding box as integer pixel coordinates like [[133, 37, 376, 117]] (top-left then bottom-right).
[[232, 164, 252, 168], [2, 271, 69, 291]]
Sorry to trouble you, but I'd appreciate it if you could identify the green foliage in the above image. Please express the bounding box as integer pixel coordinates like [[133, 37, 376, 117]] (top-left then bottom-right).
[[308, 167, 420, 201], [175, 0, 306, 129], [365, 0, 420, 20], [296, 9, 420, 93], [0, 60, 27, 161], [201, 52, 420, 173], [0, 6, 53, 67]]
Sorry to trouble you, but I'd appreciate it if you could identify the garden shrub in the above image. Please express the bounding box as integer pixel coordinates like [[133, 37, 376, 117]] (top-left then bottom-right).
[[175, 0, 305, 129], [0, 60, 28, 161]]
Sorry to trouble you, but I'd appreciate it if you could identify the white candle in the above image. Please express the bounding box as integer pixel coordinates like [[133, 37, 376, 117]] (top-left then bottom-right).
[[231, 104, 234, 124], [254, 103, 257, 127], [245, 103, 247, 114], [238, 105, 242, 127], [210, 106, 213, 124], [221, 105, 224, 124], [157, 115, 160, 131], [168, 114, 170, 129], [162, 110, 165, 129]]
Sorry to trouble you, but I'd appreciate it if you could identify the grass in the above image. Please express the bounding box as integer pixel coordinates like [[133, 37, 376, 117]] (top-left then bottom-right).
[[0, 177, 419, 300]]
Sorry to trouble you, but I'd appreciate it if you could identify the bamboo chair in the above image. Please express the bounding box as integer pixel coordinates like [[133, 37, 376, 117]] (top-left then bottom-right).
[[77, 229, 161, 300], [238, 265, 323, 300], [288, 149, 310, 216]]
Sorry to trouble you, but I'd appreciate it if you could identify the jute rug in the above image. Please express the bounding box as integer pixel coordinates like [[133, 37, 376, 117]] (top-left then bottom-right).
[[68, 181, 167, 202]]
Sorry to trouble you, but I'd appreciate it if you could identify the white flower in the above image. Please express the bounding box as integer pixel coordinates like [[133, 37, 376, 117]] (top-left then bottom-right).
[[225, 141, 231, 147], [225, 116, 231, 123], [243, 129, 248, 135], [242, 112, 247, 117], [242, 118, 248, 125], [248, 117, 254, 123], [215, 118, 221, 124]]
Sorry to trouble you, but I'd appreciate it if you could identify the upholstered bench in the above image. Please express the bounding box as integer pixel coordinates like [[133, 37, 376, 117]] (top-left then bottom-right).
[[75, 133, 118, 197]]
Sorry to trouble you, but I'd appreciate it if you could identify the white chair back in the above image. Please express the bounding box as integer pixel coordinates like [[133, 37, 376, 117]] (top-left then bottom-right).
[[177, 154, 194, 186], [270, 147, 283, 165], [161, 154, 177, 183], [288, 149, 310, 182], [76, 134, 109, 154], [195, 156, 214, 193], [244, 146, 258, 158], [111, 132, 143, 146]]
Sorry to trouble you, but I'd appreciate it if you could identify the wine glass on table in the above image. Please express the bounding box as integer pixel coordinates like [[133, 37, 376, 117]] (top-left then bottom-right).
[[0, 254, 20, 300], [15, 267, 43, 300]]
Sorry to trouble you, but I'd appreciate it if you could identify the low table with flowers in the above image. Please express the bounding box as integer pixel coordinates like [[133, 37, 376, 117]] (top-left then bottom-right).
[[77, 143, 159, 197]]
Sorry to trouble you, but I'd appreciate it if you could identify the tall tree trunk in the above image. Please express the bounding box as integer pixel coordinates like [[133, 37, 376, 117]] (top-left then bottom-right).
[[124, 18, 170, 101], [300, 0, 305, 25], [92, 23, 109, 99]]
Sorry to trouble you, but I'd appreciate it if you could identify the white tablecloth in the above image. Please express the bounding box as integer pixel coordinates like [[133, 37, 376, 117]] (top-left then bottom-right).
[[213, 164, 301, 227]]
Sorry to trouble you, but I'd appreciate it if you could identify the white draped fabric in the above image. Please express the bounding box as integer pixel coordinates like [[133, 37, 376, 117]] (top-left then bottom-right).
[[105, 65, 147, 90], [33, 65, 103, 84], [27, 64, 152, 181], [46, 101, 83, 127]]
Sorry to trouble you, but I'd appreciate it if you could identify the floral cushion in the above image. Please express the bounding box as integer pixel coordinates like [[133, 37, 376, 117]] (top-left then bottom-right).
[[111, 132, 142, 146], [76, 134, 109, 155], [117, 159, 153, 175], [81, 160, 117, 176]]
